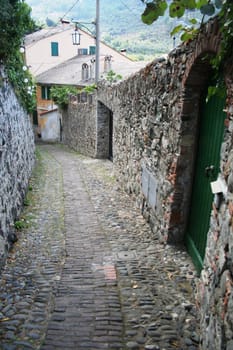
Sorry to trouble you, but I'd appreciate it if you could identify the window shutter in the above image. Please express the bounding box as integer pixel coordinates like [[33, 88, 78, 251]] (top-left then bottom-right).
[[41, 86, 46, 99], [51, 42, 59, 56], [41, 86, 51, 100], [89, 46, 96, 55], [47, 86, 51, 100]]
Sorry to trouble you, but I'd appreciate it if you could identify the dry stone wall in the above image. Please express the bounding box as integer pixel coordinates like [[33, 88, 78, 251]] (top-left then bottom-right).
[[65, 18, 233, 349], [0, 66, 35, 268]]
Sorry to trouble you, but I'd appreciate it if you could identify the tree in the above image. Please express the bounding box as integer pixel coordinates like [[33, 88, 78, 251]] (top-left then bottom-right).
[[0, 0, 37, 60]]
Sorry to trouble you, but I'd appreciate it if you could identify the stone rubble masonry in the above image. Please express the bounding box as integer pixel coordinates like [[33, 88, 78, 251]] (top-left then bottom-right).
[[63, 18, 233, 350], [63, 93, 97, 158], [0, 65, 35, 269]]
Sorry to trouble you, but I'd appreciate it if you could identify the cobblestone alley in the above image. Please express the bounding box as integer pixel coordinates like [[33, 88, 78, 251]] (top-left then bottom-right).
[[0, 144, 200, 350]]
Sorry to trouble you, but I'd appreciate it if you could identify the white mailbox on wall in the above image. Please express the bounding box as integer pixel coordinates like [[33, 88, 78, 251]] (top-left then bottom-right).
[[141, 166, 157, 209]]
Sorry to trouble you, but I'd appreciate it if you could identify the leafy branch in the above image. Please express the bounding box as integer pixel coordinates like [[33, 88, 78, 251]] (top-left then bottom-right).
[[140, 0, 231, 46], [103, 70, 123, 83], [50, 86, 78, 109], [141, 0, 233, 94]]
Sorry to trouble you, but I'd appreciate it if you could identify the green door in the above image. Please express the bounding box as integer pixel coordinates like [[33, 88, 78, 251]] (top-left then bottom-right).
[[185, 92, 226, 274]]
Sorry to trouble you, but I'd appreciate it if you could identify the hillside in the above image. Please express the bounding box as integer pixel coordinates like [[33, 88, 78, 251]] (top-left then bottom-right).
[[26, 0, 177, 60]]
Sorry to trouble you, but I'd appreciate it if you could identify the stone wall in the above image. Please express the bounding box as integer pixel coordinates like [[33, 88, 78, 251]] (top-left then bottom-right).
[[62, 93, 97, 157], [66, 18, 233, 349], [97, 47, 208, 244], [0, 66, 35, 268]]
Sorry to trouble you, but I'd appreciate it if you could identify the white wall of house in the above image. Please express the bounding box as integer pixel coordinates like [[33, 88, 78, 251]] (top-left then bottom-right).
[[25, 24, 138, 77]]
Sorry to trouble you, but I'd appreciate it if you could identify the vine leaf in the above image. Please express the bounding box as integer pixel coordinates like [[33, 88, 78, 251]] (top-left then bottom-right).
[[141, 1, 168, 24], [183, 0, 197, 10], [196, 0, 208, 9], [200, 3, 215, 16], [215, 0, 223, 9], [170, 24, 183, 36], [169, 2, 185, 18], [189, 18, 198, 24]]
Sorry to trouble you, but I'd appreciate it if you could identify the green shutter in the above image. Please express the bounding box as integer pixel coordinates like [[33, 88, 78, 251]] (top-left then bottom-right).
[[51, 42, 59, 56], [89, 46, 96, 55]]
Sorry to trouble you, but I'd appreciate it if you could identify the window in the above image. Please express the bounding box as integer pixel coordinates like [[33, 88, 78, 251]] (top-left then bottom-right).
[[82, 63, 89, 81], [104, 55, 112, 73], [41, 86, 51, 100], [78, 48, 88, 55], [51, 42, 59, 56]]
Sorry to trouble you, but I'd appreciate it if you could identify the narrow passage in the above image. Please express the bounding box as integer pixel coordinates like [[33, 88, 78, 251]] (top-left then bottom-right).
[[41, 146, 123, 350], [0, 144, 200, 350]]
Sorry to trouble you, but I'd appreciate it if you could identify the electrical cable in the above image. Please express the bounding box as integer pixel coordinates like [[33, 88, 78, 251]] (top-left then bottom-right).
[[25, 0, 81, 50], [118, 0, 143, 19], [60, 0, 80, 22]]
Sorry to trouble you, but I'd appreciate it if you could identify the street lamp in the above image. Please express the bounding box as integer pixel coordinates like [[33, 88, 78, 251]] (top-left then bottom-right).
[[72, 0, 100, 83], [72, 23, 81, 45]]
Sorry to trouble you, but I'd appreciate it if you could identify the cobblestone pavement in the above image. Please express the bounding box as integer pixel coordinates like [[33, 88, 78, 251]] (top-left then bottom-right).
[[0, 144, 200, 350]]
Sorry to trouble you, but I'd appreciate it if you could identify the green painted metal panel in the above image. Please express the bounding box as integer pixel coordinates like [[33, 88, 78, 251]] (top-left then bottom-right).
[[185, 93, 226, 274]]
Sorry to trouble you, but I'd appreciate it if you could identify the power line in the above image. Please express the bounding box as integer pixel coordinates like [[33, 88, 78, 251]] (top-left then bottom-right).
[[118, 0, 142, 19], [60, 0, 80, 21], [25, 0, 81, 50]]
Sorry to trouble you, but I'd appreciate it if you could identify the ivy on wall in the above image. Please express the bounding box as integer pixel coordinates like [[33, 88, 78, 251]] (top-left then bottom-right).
[[50, 85, 97, 109]]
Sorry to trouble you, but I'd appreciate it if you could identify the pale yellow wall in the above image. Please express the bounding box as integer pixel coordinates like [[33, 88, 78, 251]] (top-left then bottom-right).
[[25, 26, 133, 76]]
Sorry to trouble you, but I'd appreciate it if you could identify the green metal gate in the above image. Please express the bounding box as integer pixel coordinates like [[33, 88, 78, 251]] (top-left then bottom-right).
[[185, 92, 226, 273]]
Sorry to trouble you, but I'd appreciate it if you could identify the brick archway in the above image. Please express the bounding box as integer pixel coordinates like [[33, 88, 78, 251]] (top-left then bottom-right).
[[167, 19, 222, 243]]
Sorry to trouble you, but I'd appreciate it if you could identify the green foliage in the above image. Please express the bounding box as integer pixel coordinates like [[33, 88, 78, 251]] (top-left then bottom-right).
[[141, 0, 233, 85], [212, 1, 233, 69], [141, 1, 168, 24], [104, 70, 123, 83], [81, 84, 97, 94], [141, 0, 221, 25], [51, 84, 98, 109], [171, 20, 199, 41], [14, 219, 28, 230], [140, 0, 232, 46], [50, 85, 78, 109], [0, 0, 37, 60], [0, 0, 38, 113], [6, 51, 36, 113]]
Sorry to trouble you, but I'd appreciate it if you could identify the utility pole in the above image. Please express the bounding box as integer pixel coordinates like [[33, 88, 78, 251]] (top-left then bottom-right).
[[95, 0, 100, 83]]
